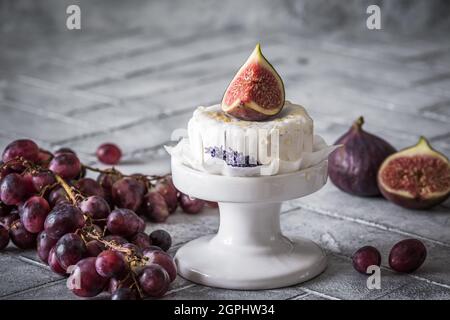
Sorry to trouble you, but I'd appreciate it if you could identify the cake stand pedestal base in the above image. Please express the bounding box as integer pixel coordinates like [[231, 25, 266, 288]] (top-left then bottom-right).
[[171, 159, 328, 290]]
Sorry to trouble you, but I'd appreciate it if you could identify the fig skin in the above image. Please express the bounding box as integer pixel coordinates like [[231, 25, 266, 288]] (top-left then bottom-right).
[[328, 117, 396, 197], [378, 137, 450, 210]]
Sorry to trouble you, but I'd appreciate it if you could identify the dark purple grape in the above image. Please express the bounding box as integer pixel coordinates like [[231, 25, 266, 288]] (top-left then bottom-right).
[[155, 177, 178, 213], [78, 196, 110, 222], [21, 196, 50, 233], [0, 173, 29, 205], [0, 202, 12, 217], [111, 287, 137, 300], [95, 250, 128, 278], [139, 191, 169, 222], [47, 186, 69, 207], [389, 239, 427, 273], [37, 149, 53, 166], [55, 233, 87, 270], [68, 257, 108, 297], [32, 171, 56, 192], [86, 240, 104, 257], [48, 247, 66, 275], [106, 208, 145, 238], [96, 143, 122, 165], [2, 139, 39, 164], [149, 229, 172, 252], [37, 231, 58, 263], [0, 209, 19, 229], [49, 153, 81, 180], [112, 177, 145, 212], [75, 178, 105, 198], [179, 193, 205, 214], [104, 235, 128, 245], [144, 250, 177, 282], [138, 264, 170, 297], [352, 246, 381, 274], [9, 220, 37, 249], [131, 232, 151, 249], [44, 203, 85, 239], [0, 225, 10, 250]]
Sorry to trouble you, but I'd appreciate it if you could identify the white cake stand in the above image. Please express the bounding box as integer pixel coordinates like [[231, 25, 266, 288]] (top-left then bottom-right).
[[171, 158, 328, 290]]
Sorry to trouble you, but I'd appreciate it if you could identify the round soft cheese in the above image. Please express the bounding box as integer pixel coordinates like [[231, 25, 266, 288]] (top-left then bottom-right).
[[187, 101, 313, 169]]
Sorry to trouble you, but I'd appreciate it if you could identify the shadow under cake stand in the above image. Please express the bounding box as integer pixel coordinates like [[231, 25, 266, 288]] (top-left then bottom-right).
[[171, 158, 328, 290]]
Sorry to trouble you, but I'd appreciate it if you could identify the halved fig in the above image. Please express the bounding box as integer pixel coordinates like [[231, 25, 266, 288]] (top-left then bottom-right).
[[378, 137, 450, 209], [221, 44, 285, 121]]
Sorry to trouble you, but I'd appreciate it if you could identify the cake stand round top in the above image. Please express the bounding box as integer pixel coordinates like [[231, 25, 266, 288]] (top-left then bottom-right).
[[171, 158, 328, 203]]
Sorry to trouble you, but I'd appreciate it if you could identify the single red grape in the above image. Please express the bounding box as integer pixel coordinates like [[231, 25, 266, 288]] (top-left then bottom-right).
[[9, 219, 37, 249], [112, 177, 145, 212], [144, 250, 177, 282], [2, 139, 39, 164], [149, 229, 172, 251], [106, 208, 145, 238], [44, 203, 85, 239], [352, 246, 381, 274], [389, 239, 427, 273], [95, 250, 128, 279], [20, 196, 50, 233], [139, 191, 169, 222], [179, 193, 205, 214], [0, 173, 29, 205], [96, 143, 122, 165], [138, 264, 170, 297], [49, 152, 81, 180], [78, 195, 110, 223], [37, 231, 58, 263], [55, 233, 87, 270], [68, 257, 109, 297]]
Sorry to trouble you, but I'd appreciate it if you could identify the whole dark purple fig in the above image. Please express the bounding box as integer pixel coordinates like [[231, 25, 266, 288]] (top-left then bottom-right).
[[328, 117, 396, 196]]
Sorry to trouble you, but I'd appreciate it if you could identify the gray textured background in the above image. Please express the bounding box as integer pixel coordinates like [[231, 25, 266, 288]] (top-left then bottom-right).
[[0, 0, 449, 300]]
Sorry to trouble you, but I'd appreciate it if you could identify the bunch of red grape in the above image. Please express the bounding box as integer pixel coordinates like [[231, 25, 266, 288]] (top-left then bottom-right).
[[0, 139, 211, 300]]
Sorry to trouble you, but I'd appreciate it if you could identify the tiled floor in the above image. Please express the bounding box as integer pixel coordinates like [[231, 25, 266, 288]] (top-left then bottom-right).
[[1, 18, 449, 300]]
